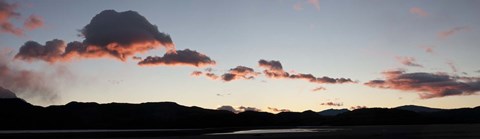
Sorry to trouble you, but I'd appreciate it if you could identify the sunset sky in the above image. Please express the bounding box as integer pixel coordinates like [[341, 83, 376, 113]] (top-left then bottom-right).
[[1, 0, 480, 113]]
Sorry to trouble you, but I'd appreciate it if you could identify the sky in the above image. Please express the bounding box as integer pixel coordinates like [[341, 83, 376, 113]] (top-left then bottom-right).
[[1, 0, 480, 113]]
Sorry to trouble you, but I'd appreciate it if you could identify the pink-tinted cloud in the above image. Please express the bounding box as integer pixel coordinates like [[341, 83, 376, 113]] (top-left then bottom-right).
[[138, 49, 216, 67], [259, 59, 355, 84], [307, 0, 320, 11], [267, 107, 291, 113], [293, 2, 303, 11], [438, 27, 469, 39], [1, 51, 73, 101], [396, 56, 423, 67], [15, 10, 179, 63], [293, 0, 320, 11], [191, 70, 219, 80], [24, 14, 43, 30], [221, 66, 260, 82], [364, 69, 480, 99], [409, 7, 428, 17], [312, 86, 326, 92], [0, 0, 23, 36]]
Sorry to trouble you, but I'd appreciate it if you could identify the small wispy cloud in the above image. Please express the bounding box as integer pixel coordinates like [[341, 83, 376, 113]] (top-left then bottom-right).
[[396, 56, 423, 67], [409, 7, 428, 17], [438, 26, 469, 39]]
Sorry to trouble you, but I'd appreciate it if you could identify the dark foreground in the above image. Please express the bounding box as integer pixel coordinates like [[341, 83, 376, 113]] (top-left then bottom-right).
[[1, 124, 479, 139]]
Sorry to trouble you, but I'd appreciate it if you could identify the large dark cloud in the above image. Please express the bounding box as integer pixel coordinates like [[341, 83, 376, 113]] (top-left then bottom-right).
[[364, 70, 480, 99], [15, 10, 192, 63], [0, 0, 22, 36], [138, 49, 216, 67], [0, 86, 16, 98], [80, 10, 174, 61], [258, 59, 355, 84]]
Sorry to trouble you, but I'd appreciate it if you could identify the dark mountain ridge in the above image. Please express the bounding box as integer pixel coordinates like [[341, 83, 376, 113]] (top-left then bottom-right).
[[1, 98, 479, 130]]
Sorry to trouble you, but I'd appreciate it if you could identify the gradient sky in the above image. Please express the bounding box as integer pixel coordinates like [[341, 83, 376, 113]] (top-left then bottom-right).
[[1, 0, 480, 113]]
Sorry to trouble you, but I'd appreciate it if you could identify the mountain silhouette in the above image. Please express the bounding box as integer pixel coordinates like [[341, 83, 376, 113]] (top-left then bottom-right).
[[395, 105, 444, 112], [317, 109, 350, 116], [1, 98, 479, 130]]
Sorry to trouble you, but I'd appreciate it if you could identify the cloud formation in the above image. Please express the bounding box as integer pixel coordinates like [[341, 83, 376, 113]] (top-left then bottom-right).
[[0, 0, 22, 36], [410, 7, 428, 17], [438, 26, 468, 39], [221, 66, 259, 82], [258, 59, 355, 84], [24, 14, 43, 30], [364, 70, 480, 99], [1, 52, 70, 101], [293, 0, 320, 11], [216, 105, 262, 113], [396, 56, 423, 67], [15, 39, 67, 63], [312, 86, 326, 92], [138, 49, 216, 67], [267, 107, 291, 113], [191, 70, 219, 80], [307, 0, 320, 11], [15, 10, 178, 63], [447, 62, 458, 73], [320, 102, 343, 107]]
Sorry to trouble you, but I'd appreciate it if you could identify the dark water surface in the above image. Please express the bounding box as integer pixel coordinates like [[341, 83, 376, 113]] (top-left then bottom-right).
[[1, 124, 479, 139]]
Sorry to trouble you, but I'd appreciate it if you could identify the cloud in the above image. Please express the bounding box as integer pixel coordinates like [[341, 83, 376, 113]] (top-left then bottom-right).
[[216, 105, 262, 114], [396, 56, 423, 67], [1, 52, 72, 101], [267, 107, 291, 113], [138, 49, 216, 67], [238, 106, 262, 112], [15, 39, 67, 63], [350, 106, 367, 110], [293, 2, 303, 11], [425, 47, 434, 53], [258, 59, 289, 78], [438, 26, 469, 39], [364, 69, 480, 99], [447, 62, 458, 73], [312, 86, 326, 92], [15, 10, 175, 63], [293, 0, 320, 11], [409, 7, 428, 17], [0, 0, 23, 36], [320, 102, 343, 106], [221, 66, 259, 82], [191, 70, 219, 80], [307, 0, 320, 11], [0, 86, 17, 98], [24, 14, 43, 30], [258, 59, 355, 84]]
